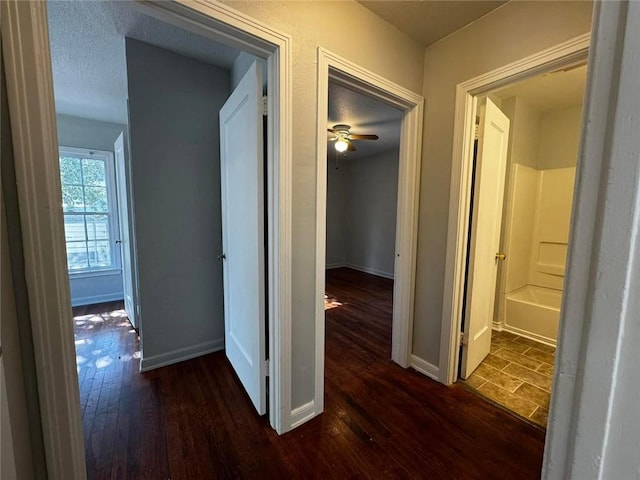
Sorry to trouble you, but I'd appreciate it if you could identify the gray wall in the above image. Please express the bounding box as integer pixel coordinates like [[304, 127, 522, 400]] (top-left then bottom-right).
[[56, 114, 126, 306], [126, 38, 230, 366], [326, 150, 399, 278], [345, 151, 398, 277], [57, 114, 127, 152], [325, 158, 346, 267]]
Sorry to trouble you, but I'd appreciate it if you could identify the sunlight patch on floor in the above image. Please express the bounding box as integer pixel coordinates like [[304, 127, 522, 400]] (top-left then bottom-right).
[[95, 356, 113, 369], [324, 294, 343, 310], [74, 309, 127, 322]]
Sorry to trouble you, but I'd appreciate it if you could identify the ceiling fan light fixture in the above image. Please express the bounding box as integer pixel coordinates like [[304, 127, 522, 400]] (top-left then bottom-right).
[[335, 139, 349, 152]]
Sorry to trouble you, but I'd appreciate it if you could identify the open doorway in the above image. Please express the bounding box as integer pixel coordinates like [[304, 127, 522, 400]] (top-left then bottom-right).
[[323, 81, 402, 378], [46, 0, 280, 474], [313, 50, 424, 420], [457, 63, 588, 427]]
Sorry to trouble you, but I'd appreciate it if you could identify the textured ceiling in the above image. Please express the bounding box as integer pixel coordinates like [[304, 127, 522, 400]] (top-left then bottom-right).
[[328, 82, 403, 161], [47, 1, 240, 124], [358, 0, 506, 47], [494, 64, 588, 112]]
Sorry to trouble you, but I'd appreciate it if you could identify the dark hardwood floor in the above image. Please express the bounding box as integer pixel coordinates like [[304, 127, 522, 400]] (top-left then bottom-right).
[[73, 268, 545, 479]]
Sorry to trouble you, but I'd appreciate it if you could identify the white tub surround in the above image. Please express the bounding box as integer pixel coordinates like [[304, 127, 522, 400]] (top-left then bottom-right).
[[505, 285, 561, 346], [494, 98, 581, 342]]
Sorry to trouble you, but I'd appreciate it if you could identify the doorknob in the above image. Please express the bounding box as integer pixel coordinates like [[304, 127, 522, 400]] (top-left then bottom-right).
[[115, 240, 122, 244], [217, 253, 226, 260], [495, 253, 506, 261]]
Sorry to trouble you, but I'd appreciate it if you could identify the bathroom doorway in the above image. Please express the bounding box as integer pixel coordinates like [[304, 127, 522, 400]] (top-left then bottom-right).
[[457, 63, 588, 427]]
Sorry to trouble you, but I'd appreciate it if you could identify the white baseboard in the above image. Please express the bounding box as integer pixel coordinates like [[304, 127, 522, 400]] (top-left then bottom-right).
[[492, 321, 504, 331], [344, 263, 394, 280], [289, 400, 317, 429], [324, 262, 394, 280], [71, 293, 124, 307], [501, 324, 557, 347], [140, 338, 224, 372], [410, 354, 440, 381], [325, 262, 346, 269]]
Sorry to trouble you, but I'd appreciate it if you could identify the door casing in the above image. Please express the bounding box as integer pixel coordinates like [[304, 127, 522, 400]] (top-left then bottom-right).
[[114, 132, 137, 327]]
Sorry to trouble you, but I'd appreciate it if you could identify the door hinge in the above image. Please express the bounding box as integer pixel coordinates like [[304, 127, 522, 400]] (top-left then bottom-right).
[[460, 332, 468, 346], [264, 358, 270, 376], [261, 95, 268, 116]]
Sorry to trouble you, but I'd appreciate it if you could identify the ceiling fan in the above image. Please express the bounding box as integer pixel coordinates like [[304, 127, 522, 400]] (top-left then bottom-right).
[[327, 124, 379, 152]]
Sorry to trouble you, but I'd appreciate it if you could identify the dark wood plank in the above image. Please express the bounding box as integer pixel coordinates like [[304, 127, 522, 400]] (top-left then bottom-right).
[[73, 270, 544, 479]]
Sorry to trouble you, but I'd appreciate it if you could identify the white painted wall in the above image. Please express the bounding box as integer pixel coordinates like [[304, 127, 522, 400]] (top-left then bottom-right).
[[503, 164, 538, 293], [496, 98, 581, 334], [537, 105, 582, 170], [416, 0, 593, 366], [529, 167, 576, 291], [56, 114, 126, 306], [500, 97, 542, 298], [325, 150, 399, 279], [126, 39, 230, 370], [508, 97, 542, 169]]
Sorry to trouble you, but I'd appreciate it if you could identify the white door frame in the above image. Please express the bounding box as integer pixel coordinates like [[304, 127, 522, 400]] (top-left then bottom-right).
[[439, 33, 591, 385], [113, 132, 138, 327], [315, 48, 425, 412], [1, 1, 293, 478]]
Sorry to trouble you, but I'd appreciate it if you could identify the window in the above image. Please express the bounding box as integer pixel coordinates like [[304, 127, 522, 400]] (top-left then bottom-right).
[[59, 147, 119, 274]]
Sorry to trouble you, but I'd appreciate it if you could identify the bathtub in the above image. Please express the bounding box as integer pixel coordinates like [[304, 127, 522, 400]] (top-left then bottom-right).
[[504, 285, 562, 345]]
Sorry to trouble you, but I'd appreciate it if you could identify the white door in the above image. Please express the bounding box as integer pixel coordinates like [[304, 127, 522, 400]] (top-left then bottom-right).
[[460, 98, 510, 379], [219, 61, 267, 414], [114, 133, 137, 328]]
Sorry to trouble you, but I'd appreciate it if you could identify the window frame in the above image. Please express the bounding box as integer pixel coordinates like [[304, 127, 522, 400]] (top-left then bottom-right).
[[58, 145, 121, 276]]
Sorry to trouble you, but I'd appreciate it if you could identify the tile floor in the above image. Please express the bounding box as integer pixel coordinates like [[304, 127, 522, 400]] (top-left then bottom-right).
[[462, 330, 556, 427]]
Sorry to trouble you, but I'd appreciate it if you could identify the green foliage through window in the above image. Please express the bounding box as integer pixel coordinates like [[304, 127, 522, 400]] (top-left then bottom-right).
[[59, 150, 115, 272]]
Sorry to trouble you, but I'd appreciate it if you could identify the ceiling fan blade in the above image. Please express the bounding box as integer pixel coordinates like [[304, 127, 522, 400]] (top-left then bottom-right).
[[347, 139, 356, 152], [348, 134, 379, 140]]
